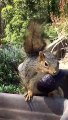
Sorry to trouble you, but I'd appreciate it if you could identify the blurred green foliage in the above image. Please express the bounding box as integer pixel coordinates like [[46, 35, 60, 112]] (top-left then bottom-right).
[[1, 0, 61, 44], [0, 44, 26, 93], [44, 24, 58, 42], [0, 84, 20, 93], [2, 2, 29, 43]]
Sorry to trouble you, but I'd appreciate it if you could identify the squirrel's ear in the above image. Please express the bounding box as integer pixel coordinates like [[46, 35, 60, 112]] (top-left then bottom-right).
[[38, 51, 45, 61]]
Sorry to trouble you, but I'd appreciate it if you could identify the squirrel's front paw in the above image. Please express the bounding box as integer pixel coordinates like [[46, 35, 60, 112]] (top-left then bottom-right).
[[24, 90, 33, 101]]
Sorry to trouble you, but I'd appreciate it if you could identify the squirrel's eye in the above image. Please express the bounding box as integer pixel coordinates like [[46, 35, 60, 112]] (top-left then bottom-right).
[[45, 62, 48, 66]]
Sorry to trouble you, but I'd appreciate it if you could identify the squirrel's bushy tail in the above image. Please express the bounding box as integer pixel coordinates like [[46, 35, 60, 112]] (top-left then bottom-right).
[[24, 21, 46, 56]]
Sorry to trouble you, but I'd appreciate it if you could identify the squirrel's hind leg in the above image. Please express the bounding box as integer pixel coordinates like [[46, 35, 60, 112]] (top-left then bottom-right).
[[24, 90, 33, 101], [48, 87, 64, 98]]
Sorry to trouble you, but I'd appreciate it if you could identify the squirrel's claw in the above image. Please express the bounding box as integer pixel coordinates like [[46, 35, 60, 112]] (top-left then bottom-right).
[[24, 90, 33, 101]]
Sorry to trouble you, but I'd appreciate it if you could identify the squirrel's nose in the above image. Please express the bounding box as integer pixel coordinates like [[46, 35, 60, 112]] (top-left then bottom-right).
[[53, 71, 57, 74], [53, 69, 59, 75]]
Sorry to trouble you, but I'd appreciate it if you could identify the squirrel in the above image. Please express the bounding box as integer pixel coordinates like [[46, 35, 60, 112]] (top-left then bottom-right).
[[18, 21, 64, 101]]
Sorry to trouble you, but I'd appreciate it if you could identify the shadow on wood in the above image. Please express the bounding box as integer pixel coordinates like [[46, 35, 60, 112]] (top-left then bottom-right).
[[0, 93, 68, 120]]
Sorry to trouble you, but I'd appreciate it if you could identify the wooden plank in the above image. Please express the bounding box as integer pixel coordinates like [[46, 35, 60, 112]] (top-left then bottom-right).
[[0, 93, 63, 114], [0, 93, 68, 120], [0, 109, 60, 120]]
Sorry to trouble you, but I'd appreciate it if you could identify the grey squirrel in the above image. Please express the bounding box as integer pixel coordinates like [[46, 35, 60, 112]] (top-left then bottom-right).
[[18, 21, 64, 101]]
